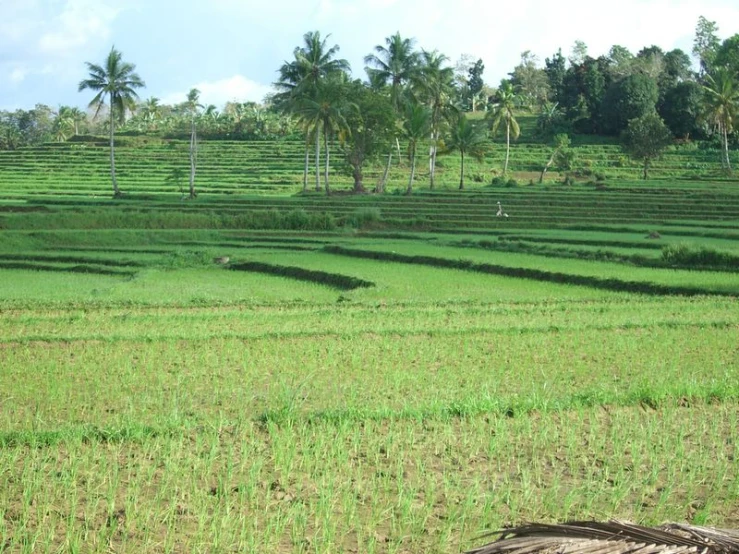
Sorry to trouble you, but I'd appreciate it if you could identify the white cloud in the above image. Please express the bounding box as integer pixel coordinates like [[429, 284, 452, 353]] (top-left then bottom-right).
[[9, 67, 28, 84], [37, 0, 120, 55], [0, 0, 122, 82], [160, 75, 275, 108]]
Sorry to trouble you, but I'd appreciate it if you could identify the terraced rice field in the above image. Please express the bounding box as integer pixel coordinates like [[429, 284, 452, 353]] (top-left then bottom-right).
[[0, 137, 738, 553], [0, 134, 737, 199]]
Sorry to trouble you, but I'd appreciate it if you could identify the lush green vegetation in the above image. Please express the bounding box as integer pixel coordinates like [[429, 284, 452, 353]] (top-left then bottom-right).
[[0, 15, 738, 554], [0, 181, 737, 551]]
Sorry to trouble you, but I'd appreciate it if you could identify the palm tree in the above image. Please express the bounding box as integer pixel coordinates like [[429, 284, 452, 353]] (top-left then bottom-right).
[[274, 31, 350, 192], [365, 33, 421, 191], [414, 50, 456, 188], [701, 67, 739, 173], [364, 32, 420, 111], [78, 46, 145, 197], [69, 107, 87, 136], [140, 97, 162, 131], [401, 102, 431, 194], [297, 79, 352, 194], [445, 114, 488, 190], [54, 106, 75, 142], [487, 82, 520, 178], [184, 89, 203, 199]]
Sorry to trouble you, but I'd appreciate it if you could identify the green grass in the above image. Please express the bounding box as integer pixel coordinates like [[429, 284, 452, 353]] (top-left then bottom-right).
[[0, 135, 738, 552]]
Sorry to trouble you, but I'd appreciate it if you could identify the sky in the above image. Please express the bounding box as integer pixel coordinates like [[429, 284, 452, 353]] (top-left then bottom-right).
[[2, 0, 739, 112]]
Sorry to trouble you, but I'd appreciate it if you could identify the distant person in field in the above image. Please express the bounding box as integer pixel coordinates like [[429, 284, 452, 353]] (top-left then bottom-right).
[[496, 201, 509, 217]]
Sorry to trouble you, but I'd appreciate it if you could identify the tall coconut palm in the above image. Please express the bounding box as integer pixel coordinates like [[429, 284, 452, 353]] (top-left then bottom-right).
[[487, 82, 520, 178], [414, 49, 456, 188], [297, 78, 352, 194], [364, 32, 420, 111], [184, 88, 203, 199], [365, 32, 421, 190], [401, 102, 431, 194], [78, 46, 145, 197], [701, 67, 739, 173], [274, 31, 350, 192], [445, 114, 488, 190]]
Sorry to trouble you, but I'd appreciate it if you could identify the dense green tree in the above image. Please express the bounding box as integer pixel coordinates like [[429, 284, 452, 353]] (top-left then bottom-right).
[[621, 113, 673, 179], [607, 45, 634, 78], [701, 67, 739, 173], [444, 114, 488, 189], [659, 82, 703, 138], [339, 81, 396, 192], [486, 82, 520, 177], [559, 57, 610, 132], [715, 35, 739, 75], [601, 73, 659, 135], [569, 40, 588, 66], [467, 59, 485, 111], [78, 46, 145, 197], [400, 102, 431, 194], [663, 49, 693, 83], [544, 49, 567, 105]]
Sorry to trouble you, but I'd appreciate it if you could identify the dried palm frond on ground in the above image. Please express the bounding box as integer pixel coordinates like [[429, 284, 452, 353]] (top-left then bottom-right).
[[466, 521, 739, 554]]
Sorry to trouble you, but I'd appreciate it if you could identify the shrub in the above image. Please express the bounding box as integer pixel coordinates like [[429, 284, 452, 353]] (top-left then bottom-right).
[[661, 243, 739, 270], [346, 207, 382, 228]]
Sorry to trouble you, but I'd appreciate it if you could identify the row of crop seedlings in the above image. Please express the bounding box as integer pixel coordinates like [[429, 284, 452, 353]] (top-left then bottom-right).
[[217, 197, 727, 224]]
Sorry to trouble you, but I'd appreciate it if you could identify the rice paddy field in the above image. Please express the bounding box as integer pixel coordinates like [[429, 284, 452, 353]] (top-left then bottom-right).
[[0, 136, 738, 553]]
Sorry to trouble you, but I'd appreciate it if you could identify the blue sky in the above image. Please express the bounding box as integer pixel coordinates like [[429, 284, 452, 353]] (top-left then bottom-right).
[[2, 0, 739, 111]]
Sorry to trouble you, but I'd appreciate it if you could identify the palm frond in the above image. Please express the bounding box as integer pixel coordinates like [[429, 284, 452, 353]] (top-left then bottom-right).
[[466, 521, 739, 554]]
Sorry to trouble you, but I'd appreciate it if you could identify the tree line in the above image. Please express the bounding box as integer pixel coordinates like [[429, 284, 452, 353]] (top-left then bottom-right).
[[1, 15, 738, 196]]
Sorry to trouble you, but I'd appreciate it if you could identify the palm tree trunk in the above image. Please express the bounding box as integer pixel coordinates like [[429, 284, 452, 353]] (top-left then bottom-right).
[[376, 151, 392, 193], [303, 146, 309, 192], [109, 103, 119, 197], [643, 157, 649, 180], [189, 121, 197, 198], [429, 144, 435, 189], [407, 145, 416, 194], [539, 152, 555, 184], [459, 150, 465, 190], [723, 125, 732, 174], [503, 120, 511, 178], [314, 130, 320, 192], [324, 127, 330, 195]]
